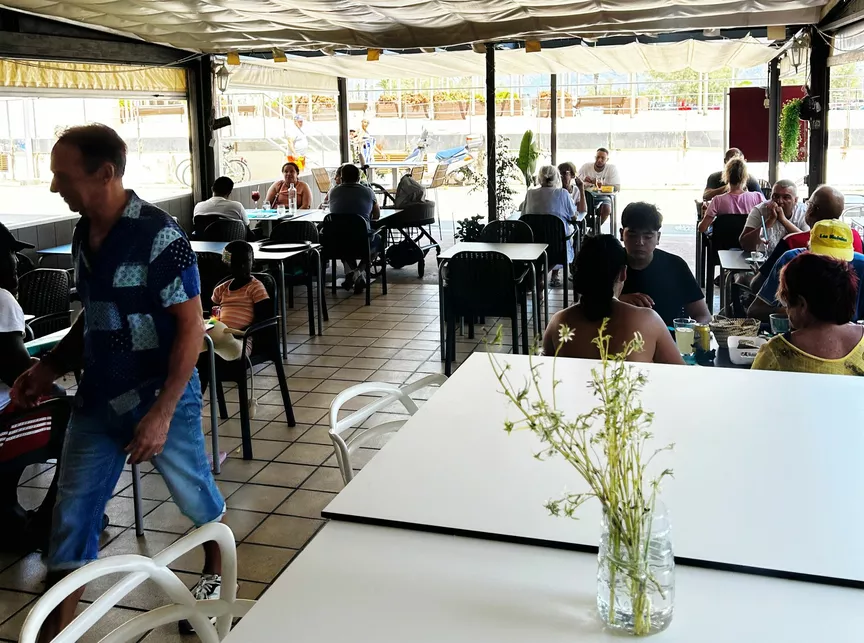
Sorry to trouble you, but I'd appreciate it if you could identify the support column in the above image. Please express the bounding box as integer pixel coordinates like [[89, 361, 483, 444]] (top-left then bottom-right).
[[807, 29, 830, 190], [337, 77, 350, 164], [186, 55, 216, 205], [767, 57, 781, 186], [550, 73, 558, 165], [485, 45, 497, 220]]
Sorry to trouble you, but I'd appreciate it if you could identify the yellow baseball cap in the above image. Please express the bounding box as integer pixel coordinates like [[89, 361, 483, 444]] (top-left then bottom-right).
[[810, 220, 854, 261]]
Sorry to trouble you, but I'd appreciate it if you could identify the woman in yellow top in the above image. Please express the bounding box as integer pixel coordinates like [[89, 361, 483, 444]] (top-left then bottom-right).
[[265, 162, 312, 209], [753, 252, 864, 375]]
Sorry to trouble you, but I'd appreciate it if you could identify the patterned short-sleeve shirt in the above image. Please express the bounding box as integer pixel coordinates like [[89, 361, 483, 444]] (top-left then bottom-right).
[[73, 191, 200, 418]]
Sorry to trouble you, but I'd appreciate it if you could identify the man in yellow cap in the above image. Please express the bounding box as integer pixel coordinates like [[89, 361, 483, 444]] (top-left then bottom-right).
[[748, 219, 864, 321]]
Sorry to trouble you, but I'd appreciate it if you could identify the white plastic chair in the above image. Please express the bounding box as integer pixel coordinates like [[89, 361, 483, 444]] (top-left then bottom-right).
[[328, 374, 446, 483], [20, 523, 254, 643]]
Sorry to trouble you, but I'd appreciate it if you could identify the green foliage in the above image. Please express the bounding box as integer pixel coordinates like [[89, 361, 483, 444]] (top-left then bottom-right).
[[495, 89, 519, 101], [516, 130, 540, 188], [454, 214, 485, 242], [490, 321, 673, 635], [464, 134, 521, 220], [780, 98, 803, 163]]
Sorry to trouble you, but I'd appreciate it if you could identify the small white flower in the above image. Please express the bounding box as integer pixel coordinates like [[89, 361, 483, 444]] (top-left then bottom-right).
[[558, 324, 575, 344]]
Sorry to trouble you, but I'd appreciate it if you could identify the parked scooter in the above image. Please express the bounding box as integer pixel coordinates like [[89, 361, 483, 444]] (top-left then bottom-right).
[[435, 134, 484, 184], [404, 128, 430, 164]]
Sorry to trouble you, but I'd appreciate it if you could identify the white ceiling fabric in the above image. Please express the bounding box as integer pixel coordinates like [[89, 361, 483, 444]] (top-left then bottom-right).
[[0, 0, 827, 52], [235, 37, 779, 82]]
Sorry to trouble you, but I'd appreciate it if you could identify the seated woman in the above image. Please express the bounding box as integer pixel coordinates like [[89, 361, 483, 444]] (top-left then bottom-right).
[[698, 157, 765, 233], [542, 234, 683, 364], [265, 162, 312, 209], [522, 165, 577, 287], [753, 253, 864, 375]]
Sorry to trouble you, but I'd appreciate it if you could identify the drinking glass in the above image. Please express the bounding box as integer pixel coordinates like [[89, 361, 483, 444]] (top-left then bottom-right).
[[673, 318, 696, 355], [769, 313, 790, 335], [251, 191, 260, 209], [276, 204, 286, 217]]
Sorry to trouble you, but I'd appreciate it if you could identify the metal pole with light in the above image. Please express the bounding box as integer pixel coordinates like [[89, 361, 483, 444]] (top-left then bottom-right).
[[215, 64, 231, 93]]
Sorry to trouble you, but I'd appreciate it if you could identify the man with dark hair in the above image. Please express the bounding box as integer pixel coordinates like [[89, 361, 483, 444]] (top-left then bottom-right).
[[327, 162, 381, 294], [703, 148, 762, 200], [619, 202, 711, 326], [193, 176, 248, 225], [578, 147, 620, 224], [12, 124, 225, 639]]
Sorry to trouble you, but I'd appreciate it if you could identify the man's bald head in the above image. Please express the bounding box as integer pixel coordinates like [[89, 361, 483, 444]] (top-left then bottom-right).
[[805, 185, 846, 227], [724, 147, 744, 163]]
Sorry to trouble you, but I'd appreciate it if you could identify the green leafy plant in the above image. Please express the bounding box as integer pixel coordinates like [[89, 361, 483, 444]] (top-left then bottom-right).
[[780, 98, 803, 163], [464, 134, 520, 220], [454, 214, 485, 242], [516, 130, 540, 188], [490, 321, 673, 635], [495, 90, 519, 101]]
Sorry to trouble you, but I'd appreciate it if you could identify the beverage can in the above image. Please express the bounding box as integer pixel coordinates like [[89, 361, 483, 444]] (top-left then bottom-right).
[[694, 324, 711, 352]]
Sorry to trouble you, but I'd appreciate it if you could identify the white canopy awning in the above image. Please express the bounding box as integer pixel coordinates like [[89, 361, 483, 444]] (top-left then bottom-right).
[[240, 37, 779, 80], [0, 0, 827, 52]]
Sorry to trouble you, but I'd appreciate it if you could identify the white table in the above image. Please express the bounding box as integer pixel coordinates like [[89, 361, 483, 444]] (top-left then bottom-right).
[[365, 161, 425, 187], [325, 353, 864, 585], [716, 250, 758, 312], [224, 521, 863, 643]]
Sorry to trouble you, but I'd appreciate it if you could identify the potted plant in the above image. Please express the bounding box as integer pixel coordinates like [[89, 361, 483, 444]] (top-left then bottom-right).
[[311, 94, 337, 120], [516, 130, 540, 188], [376, 94, 399, 117], [465, 134, 520, 220], [780, 98, 805, 162], [472, 93, 487, 116], [402, 93, 430, 118], [491, 323, 676, 636], [453, 214, 485, 242], [538, 89, 574, 117], [495, 90, 522, 117], [433, 91, 468, 120]]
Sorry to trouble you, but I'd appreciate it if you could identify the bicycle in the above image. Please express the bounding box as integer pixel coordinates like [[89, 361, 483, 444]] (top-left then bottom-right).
[[175, 150, 250, 187]]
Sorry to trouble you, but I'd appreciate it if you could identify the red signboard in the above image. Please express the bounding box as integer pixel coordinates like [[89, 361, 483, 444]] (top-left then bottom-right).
[[729, 86, 808, 163]]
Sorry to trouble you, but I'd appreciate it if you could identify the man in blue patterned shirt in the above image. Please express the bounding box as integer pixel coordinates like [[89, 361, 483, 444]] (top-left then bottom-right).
[[13, 125, 225, 640]]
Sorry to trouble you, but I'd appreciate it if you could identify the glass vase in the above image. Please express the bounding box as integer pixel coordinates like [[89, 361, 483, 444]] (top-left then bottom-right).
[[596, 500, 675, 636]]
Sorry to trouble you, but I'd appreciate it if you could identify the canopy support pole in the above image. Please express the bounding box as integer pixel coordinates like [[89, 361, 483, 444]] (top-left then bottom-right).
[[338, 77, 350, 164], [767, 57, 781, 186], [186, 55, 216, 212], [550, 74, 558, 166], [807, 28, 830, 191], [486, 45, 497, 221]]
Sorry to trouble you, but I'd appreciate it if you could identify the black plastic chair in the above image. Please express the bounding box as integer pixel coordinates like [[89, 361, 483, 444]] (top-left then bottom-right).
[[18, 269, 71, 322], [25, 310, 73, 341], [195, 252, 232, 313], [479, 219, 534, 243], [192, 214, 233, 238], [269, 221, 329, 334], [320, 213, 387, 306], [200, 218, 248, 242], [705, 214, 749, 313], [443, 251, 528, 376], [375, 201, 440, 278], [15, 253, 35, 278], [199, 272, 295, 460], [520, 214, 574, 307]]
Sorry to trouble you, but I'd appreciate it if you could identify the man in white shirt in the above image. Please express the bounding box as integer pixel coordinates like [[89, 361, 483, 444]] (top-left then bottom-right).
[[193, 176, 248, 225], [739, 179, 808, 254], [578, 147, 621, 224], [290, 115, 309, 158]]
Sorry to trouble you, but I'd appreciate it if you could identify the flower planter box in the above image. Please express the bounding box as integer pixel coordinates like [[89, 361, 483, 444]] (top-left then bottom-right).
[[349, 100, 368, 111], [312, 106, 337, 121], [403, 103, 429, 119], [471, 102, 486, 116], [433, 100, 467, 120], [375, 102, 399, 118], [495, 99, 522, 117], [539, 97, 574, 118]]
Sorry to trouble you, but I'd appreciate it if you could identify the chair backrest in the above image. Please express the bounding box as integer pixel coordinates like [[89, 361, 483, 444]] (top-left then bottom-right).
[[479, 219, 534, 243], [201, 219, 247, 242], [410, 165, 425, 181], [428, 163, 447, 189], [320, 213, 371, 260], [20, 523, 253, 643], [0, 396, 71, 468], [519, 214, 568, 265], [311, 167, 332, 194], [446, 251, 518, 317], [15, 252, 35, 277], [711, 214, 749, 252], [18, 268, 70, 317], [270, 221, 319, 244], [328, 374, 446, 483], [193, 214, 233, 237], [27, 310, 72, 340], [195, 252, 232, 312]]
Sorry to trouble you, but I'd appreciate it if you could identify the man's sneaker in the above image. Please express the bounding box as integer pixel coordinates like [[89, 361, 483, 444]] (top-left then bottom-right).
[[178, 573, 222, 634], [341, 273, 356, 290], [353, 274, 367, 294]]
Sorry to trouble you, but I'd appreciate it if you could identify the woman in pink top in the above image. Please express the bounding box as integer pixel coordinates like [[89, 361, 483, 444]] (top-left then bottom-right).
[[698, 157, 765, 233]]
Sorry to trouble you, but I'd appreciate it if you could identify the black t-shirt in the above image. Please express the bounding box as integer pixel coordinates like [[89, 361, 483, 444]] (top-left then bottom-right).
[[622, 249, 705, 326], [705, 171, 762, 195]]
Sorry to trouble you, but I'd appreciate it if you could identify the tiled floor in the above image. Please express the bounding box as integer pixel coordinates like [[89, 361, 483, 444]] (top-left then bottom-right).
[[0, 247, 569, 642]]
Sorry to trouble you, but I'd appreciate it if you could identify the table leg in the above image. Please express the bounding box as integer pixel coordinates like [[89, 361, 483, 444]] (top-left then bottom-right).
[[696, 230, 703, 286], [530, 264, 539, 338], [313, 248, 324, 335], [438, 262, 446, 362], [543, 253, 549, 329], [202, 333, 220, 475], [719, 267, 727, 314], [392, 167, 398, 189], [277, 261, 289, 358]]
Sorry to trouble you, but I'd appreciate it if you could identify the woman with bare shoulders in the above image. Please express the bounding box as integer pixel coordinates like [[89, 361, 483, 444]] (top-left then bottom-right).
[[542, 235, 684, 364]]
